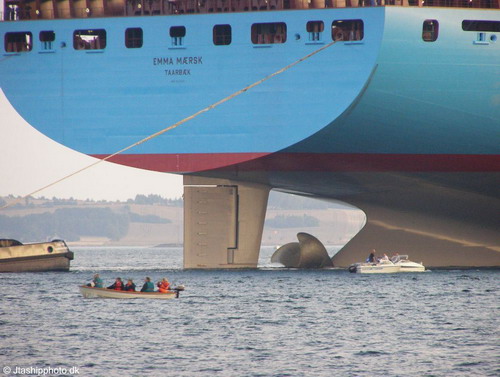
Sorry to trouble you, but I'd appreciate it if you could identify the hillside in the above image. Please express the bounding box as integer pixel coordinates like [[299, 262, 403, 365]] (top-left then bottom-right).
[[0, 193, 365, 247]]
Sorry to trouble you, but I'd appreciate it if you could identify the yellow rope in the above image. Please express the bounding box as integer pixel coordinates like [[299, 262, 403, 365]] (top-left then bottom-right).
[[0, 40, 336, 211]]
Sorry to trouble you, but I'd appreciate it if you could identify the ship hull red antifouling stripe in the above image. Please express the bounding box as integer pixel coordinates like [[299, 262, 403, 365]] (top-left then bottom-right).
[[91, 153, 500, 173]]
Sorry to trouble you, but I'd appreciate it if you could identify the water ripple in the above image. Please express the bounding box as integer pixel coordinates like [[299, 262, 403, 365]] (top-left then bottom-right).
[[0, 247, 498, 377]]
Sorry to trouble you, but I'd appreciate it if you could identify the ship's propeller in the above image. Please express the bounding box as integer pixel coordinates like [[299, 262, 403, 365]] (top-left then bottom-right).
[[271, 232, 332, 268]]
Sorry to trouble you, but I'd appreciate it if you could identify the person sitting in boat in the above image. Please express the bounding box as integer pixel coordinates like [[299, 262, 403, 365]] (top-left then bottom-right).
[[157, 278, 171, 293], [366, 249, 376, 264], [124, 279, 136, 291], [380, 253, 390, 263], [140, 277, 155, 292], [87, 273, 103, 288], [107, 277, 124, 290]]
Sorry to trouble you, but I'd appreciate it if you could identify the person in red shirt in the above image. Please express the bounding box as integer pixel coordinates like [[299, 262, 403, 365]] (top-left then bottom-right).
[[107, 277, 124, 290], [157, 278, 170, 293]]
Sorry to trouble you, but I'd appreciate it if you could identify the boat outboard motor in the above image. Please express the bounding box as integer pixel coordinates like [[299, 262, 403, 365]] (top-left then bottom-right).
[[173, 285, 185, 298]]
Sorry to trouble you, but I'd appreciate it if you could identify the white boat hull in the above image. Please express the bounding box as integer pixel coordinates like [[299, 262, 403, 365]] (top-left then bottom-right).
[[354, 263, 401, 274], [349, 255, 425, 273], [398, 262, 426, 272], [79, 286, 178, 299]]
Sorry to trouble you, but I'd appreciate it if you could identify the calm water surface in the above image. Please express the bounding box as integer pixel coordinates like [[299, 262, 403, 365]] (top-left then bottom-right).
[[0, 247, 498, 377]]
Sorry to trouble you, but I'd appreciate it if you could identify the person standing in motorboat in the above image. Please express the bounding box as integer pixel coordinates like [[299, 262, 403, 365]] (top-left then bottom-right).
[[140, 277, 155, 292], [366, 249, 376, 264]]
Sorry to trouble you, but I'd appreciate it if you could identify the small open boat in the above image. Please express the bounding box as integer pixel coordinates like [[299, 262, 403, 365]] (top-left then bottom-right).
[[79, 285, 184, 299]]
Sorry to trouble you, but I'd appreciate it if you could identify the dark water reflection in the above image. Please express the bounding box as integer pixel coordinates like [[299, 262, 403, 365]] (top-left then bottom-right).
[[0, 247, 498, 377]]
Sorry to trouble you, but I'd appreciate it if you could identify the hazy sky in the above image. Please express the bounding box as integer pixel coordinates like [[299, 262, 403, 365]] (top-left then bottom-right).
[[0, 89, 183, 201]]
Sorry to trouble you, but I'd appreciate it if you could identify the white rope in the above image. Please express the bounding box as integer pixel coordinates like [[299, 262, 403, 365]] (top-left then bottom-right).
[[0, 40, 336, 210]]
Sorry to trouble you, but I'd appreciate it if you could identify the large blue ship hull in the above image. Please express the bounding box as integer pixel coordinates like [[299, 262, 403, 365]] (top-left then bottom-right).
[[1, 7, 499, 266]]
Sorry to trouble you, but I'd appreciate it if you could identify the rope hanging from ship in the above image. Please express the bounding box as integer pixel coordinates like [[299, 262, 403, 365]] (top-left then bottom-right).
[[0, 40, 338, 211]]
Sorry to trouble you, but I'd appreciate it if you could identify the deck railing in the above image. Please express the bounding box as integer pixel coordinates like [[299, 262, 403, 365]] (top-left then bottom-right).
[[1, 0, 499, 21]]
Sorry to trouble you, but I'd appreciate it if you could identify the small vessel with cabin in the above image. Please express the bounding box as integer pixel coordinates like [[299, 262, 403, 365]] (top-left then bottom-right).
[[348, 259, 400, 273], [0, 239, 74, 272], [393, 254, 426, 272], [348, 254, 425, 273]]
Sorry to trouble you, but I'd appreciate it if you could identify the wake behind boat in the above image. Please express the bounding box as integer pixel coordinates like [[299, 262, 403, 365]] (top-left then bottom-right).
[[348, 254, 425, 274], [79, 285, 184, 299]]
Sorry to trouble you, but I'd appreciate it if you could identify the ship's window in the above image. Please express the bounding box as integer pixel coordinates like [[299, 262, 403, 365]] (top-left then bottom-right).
[[332, 20, 364, 42], [170, 26, 186, 47], [4, 4, 21, 21], [422, 20, 439, 42], [251, 23, 287, 44], [213, 24, 232, 46], [4, 32, 32, 53], [307, 21, 324, 42], [125, 28, 143, 48], [73, 29, 106, 50], [40, 31, 55, 50], [462, 20, 500, 32]]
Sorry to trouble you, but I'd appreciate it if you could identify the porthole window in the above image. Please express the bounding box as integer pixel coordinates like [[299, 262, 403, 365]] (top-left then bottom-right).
[[4, 32, 32, 52], [40, 31, 55, 50], [73, 29, 106, 50], [462, 20, 500, 32], [251, 23, 287, 44], [332, 20, 364, 42], [214, 24, 232, 46], [422, 20, 439, 42], [170, 26, 186, 47], [125, 28, 143, 48], [307, 21, 324, 42]]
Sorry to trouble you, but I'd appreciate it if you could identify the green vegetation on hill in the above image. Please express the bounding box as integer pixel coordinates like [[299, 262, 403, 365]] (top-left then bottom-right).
[[1, 194, 183, 209], [2, 192, 346, 211], [0, 192, 356, 243], [0, 208, 127, 242], [127, 194, 182, 206], [0, 205, 171, 243]]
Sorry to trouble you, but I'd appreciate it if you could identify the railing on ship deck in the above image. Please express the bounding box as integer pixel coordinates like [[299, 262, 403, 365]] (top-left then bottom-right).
[[1, 0, 499, 21]]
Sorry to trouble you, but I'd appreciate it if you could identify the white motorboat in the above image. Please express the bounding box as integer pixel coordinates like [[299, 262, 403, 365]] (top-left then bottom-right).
[[392, 255, 425, 272], [79, 285, 184, 299], [348, 254, 425, 273], [348, 260, 400, 274]]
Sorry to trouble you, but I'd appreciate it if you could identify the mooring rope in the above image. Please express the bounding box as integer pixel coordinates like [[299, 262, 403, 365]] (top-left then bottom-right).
[[0, 40, 337, 211]]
